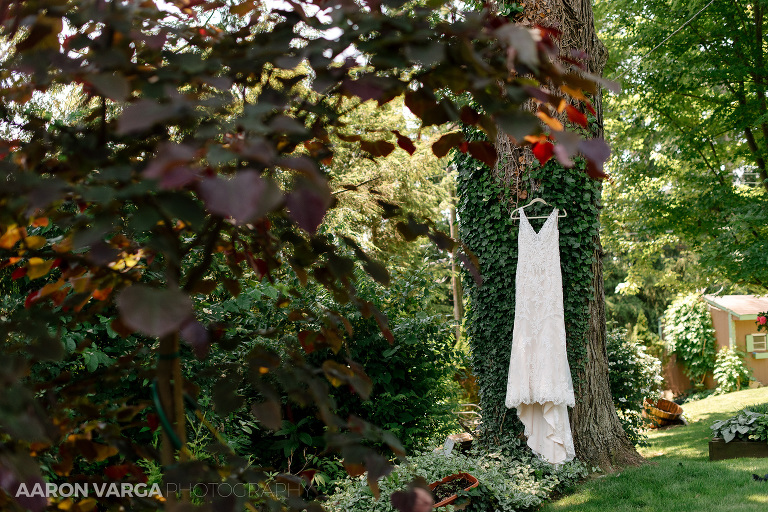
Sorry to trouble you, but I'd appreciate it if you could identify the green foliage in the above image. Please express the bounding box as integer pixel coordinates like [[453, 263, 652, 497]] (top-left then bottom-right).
[[744, 403, 768, 415], [713, 347, 753, 395], [606, 329, 663, 446], [327, 450, 590, 512], [456, 151, 600, 449], [710, 410, 763, 443], [0, 0, 608, 509], [325, 270, 462, 451], [663, 295, 717, 386], [631, 310, 664, 360], [596, 0, 768, 294]]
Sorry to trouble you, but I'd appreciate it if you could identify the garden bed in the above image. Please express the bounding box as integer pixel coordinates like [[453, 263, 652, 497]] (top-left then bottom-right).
[[708, 438, 768, 461]]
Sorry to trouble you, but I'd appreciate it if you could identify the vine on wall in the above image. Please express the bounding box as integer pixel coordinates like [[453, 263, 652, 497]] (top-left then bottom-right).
[[664, 294, 717, 387], [456, 153, 601, 449]]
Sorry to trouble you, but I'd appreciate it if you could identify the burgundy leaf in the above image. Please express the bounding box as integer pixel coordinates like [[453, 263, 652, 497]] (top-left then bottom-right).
[[458, 253, 483, 286], [392, 130, 416, 155], [116, 100, 176, 135], [199, 171, 283, 225], [116, 285, 193, 338], [432, 132, 464, 158], [468, 141, 497, 168], [286, 181, 331, 234], [252, 400, 282, 430], [579, 138, 611, 173], [360, 139, 395, 158], [180, 319, 211, 359], [143, 142, 198, 189]]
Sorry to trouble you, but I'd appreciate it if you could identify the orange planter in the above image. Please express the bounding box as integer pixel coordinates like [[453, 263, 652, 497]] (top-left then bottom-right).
[[429, 472, 479, 508]]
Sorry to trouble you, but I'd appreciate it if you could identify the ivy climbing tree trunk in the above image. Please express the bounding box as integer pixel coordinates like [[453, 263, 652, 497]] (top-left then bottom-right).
[[460, 0, 644, 471]]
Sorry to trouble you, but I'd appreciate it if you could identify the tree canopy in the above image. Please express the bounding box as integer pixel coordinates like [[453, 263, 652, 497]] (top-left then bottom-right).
[[597, 0, 768, 307]]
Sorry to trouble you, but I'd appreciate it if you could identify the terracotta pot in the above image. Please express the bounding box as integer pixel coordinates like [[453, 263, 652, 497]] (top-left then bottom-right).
[[429, 472, 479, 509]]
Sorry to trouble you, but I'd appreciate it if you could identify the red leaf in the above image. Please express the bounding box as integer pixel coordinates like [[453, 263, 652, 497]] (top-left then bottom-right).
[[147, 413, 159, 431], [584, 100, 596, 116], [24, 290, 40, 309], [467, 141, 497, 168], [565, 105, 588, 128], [105, 464, 130, 480], [11, 267, 27, 280], [532, 141, 554, 165], [459, 141, 469, 153]]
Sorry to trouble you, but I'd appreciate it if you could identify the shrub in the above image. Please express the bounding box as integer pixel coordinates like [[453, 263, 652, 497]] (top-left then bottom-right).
[[326, 450, 590, 512], [713, 347, 752, 394], [606, 329, 663, 445], [663, 294, 717, 387]]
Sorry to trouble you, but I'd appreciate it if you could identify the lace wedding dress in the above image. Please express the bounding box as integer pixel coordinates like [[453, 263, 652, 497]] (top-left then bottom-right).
[[505, 208, 575, 465]]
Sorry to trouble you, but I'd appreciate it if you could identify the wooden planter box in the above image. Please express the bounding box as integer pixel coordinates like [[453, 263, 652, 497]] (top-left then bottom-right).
[[709, 438, 768, 461], [429, 472, 479, 509]]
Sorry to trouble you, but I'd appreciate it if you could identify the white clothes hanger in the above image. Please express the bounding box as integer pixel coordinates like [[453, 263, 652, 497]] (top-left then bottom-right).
[[510, 197, 568, 220]]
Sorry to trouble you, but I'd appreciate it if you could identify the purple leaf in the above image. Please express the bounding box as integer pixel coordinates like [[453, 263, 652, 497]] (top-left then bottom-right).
[[180, 319, 211, 359], [286, 181, 331, 234], [143, 142, 198, 189], [199, 171, 283, 225], [578, 138, 611, 171], [116, 285, 193, 338], [116, 100, 176, 135]]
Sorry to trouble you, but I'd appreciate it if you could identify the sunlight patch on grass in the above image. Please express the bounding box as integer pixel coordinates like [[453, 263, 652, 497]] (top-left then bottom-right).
[[542, 387, 768, 512]]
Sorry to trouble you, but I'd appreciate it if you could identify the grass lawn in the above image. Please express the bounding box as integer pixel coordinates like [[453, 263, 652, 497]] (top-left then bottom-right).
[[542, 387, 768, 511]]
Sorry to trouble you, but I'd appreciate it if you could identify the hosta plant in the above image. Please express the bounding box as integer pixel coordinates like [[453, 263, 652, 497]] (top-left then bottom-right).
[[711, 411, 763, 443]]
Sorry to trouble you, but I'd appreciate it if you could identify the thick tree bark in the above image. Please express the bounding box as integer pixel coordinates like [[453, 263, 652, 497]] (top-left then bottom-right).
[[492, 0, 644, 471], [571, 237, 644, 469]]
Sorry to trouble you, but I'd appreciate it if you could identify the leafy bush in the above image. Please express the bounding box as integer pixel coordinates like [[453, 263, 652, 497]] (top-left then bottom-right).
[[664, 294, 717, 387], [606, 329, 663, 445], [744, 403, 768, 415], [326, 450, 590, 512], [313, 268, 463, 452], [713, 347, 752, 394], [711, 410, 764, 442]]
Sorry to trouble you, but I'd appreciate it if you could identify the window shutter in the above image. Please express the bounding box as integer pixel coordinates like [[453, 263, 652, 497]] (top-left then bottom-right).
[[747, 334, 755, 352]]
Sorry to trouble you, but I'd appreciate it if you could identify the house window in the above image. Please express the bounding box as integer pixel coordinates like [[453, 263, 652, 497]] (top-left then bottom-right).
[[747, 334, 768, 359]]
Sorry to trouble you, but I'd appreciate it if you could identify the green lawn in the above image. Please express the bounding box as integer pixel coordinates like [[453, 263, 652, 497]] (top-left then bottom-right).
[[542, 387, 768, 512]]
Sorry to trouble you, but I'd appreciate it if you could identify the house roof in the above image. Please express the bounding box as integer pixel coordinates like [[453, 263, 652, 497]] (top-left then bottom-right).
[[702, 295, 768, 319]]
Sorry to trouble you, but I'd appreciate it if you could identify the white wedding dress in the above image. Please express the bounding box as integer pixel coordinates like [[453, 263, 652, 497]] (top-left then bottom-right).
[[505, 208, 575, 465]]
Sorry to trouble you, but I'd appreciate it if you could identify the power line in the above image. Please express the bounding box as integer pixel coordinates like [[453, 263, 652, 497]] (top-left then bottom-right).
[[609, 0, 717, 82]]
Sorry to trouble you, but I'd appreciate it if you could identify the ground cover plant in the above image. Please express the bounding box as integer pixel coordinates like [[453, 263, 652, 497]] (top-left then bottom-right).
[[328, 449, 590, 512], [541, 387, 768, 512]]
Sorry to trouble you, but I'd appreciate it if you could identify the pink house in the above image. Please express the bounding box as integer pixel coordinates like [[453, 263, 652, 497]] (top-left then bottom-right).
[[664, 295, 768, 393]]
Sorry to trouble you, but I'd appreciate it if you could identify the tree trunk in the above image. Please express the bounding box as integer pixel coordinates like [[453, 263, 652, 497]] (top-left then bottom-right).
[[571, 237, 645, 469], [492, 0, 644, 471]]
